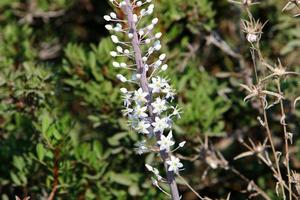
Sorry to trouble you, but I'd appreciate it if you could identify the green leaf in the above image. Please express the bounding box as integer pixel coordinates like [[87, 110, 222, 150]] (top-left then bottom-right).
[[36, 143, 46, 161], [42, 113, 52, 135], [10, 172, 22, 185]]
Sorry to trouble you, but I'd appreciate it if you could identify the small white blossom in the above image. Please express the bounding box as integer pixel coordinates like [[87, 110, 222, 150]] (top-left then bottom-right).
[[157, 131, 175, 152], [133, 88, 148, 104], [162, 84, 175, 99], [152, 117, 169, 133], [135, 120, 151, 134], [149, 77, 166, 93], [166, 156, 183, 173], [151, 97, 167, 114], [134, 140, 149, 155], [122, 107, 133, 116], [134, 105, 148, 118]]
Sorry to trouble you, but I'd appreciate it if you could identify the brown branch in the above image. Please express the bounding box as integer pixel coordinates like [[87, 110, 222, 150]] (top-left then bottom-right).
[[47, 148, 60, 200]]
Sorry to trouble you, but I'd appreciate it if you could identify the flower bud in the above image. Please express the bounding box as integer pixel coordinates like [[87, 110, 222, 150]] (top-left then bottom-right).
[[116, 74, 127, 82], [111, 35, 119, 43], [104, 15, 111, 21]]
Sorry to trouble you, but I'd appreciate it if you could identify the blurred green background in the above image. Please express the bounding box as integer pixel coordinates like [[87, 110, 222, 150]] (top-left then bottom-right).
[[0, 0, 299, 199]]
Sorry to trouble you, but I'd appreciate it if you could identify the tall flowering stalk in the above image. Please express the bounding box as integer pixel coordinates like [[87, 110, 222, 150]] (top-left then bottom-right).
[[104, 0, 184, 199]]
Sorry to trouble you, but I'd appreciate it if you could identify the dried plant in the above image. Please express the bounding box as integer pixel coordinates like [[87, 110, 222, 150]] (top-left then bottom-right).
[[232, 1, 300, 199]]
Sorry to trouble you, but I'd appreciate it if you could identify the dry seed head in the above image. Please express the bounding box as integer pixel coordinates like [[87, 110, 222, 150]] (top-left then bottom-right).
[[242, 18, 267, 43]]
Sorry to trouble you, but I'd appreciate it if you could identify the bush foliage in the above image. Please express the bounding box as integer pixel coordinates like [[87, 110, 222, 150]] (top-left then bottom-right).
[[0, 0, 299, 199]]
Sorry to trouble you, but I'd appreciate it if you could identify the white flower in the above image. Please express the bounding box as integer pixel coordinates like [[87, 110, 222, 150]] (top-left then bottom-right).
[[149, 77, 166, 93], [134, 105, 148, 118], [162, 84, 175, 99], [151, 97, 167, 114], [122, 107, 133, 116], [122, 93, 132, 107], [166, 156, 183, 173], [170, 105, 181, 118], [157, 131, 175, 152], [136, 1, 142, 7], [135, 120, 150, 134], [152, 117, 169, 133], [133, 88, 148, 104], [134, 140, 149, 155]]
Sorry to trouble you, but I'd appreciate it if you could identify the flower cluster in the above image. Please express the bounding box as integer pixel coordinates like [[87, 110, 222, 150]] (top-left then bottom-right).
[[104, 0, 184, 191]]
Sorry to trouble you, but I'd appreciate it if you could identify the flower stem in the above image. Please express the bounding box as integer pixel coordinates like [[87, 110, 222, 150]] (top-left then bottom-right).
[[260, 98, 286, 199], [123, 1, 180, 199], [276, 79, 292, 200]]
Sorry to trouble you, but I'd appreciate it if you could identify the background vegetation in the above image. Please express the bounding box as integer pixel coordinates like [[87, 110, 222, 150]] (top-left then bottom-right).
[[0, 0, 299, 199]]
